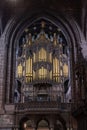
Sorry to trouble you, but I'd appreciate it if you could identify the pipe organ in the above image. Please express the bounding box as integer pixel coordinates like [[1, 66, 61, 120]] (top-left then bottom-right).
[[16, 33, 68, 83], [15, 20, 69, 102]]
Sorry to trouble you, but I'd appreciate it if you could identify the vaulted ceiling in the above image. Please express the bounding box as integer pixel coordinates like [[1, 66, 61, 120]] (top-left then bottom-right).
[[0, 0, 82, 12], [0, 0, 86, 33]]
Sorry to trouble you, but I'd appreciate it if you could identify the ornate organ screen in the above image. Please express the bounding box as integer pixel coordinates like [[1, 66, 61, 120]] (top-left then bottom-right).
[[26, 57, 32, 83], [17, 63, 22, 78], [16, 20, 69, 84], [15, 19, 70, 103]]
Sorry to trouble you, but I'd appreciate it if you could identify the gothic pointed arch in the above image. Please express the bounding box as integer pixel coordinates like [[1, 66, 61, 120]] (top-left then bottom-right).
[[3, 9, 86, 106]]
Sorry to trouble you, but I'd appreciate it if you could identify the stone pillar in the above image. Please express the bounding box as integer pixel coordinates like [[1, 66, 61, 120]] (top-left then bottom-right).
[[0, 33, 6, 113], [50, 119, 54, 130], [32, 119, 36, 130], [66, 123, 69, 130]]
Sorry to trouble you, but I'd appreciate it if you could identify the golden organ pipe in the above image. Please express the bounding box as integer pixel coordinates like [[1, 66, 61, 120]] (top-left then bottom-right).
[[63, 63, 68, 76], [29, 58, 30, 75], [53, 58, 55, 74], [40, 68, 41, 79], [29, 58, 31, 76], [40, 49, 41, 61], [50, 70, 52, 79], [18, 63, 22, 77], [26, 60, 27, 76], [41, 67, 44, 78], [43, 49, 44, 60], [55, 58, 57, 74], [30, 58, 32, 75], [33, 71, 35, 80], [42, 67, 43, 78], [45, 49, 46, 61]]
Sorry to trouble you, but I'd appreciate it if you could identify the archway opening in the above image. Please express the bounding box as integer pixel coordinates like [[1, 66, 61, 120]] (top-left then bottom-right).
[[20, 118, 33, 130], [37, 120, 49, 130], [54, 120, 64, 130], [14, 18, 71, 103]]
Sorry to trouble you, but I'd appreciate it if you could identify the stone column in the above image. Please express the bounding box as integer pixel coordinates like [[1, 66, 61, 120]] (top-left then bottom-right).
[[49, 119, 54, 130], [32, 119, 36, 130], [0, 33, 6, 113]]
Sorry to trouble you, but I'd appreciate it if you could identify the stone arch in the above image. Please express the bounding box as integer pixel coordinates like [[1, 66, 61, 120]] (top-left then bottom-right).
[[54, 121, 63, 130], [37, 119, 49, 129], [4, 9, 86, 58], [19, 115, 33, 130], [54, 114, 67, 130], [36, 118, 49, 128], [19, 117, 29, 130], [3, 9, 86, 104]]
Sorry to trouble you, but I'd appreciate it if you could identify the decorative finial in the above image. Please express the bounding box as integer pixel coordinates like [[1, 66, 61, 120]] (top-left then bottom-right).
[[53, 33, 57, 46]]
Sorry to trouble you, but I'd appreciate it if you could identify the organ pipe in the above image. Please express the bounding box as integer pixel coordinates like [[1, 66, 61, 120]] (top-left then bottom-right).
[[17, 63, 22, 78]]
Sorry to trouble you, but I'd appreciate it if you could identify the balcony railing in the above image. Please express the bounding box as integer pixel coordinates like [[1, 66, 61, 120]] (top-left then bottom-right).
[[15, 101, 71, 112]]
